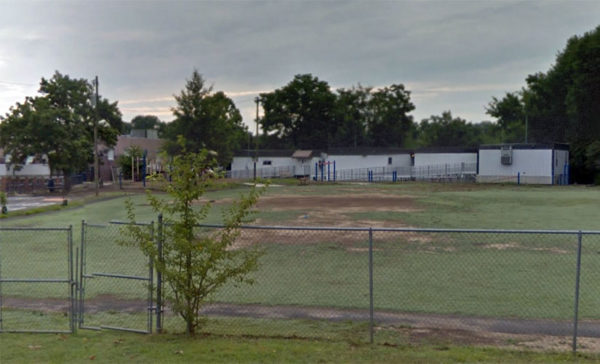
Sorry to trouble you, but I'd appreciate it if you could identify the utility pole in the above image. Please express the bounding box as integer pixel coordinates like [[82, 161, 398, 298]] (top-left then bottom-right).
[[254, 96, 259, 181], [523, 102, 528, 144], [93, 76, 99, 197]]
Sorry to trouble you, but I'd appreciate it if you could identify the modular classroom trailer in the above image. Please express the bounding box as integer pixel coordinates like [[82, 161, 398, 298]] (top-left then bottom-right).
[[231, 147, 479, 182], [230, 144, 569, 185], [477, 143, 569, 185]]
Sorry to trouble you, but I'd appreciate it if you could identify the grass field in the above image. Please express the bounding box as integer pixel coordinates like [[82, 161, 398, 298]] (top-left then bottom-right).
[[3, 328, 599, 363], [2, 181, 600, 358]]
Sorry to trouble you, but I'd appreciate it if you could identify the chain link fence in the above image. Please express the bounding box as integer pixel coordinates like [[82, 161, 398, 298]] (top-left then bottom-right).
[[79, 221, 154, 333], [161, 225, 600, 351], [0, 227, 74, 333], [2, 220, 600, 353]]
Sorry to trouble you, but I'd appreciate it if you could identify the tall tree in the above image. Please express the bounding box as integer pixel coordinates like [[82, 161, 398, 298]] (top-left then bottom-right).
[[164, 71, 246, 166], [260, 74, 337, 149], [131, 115, 164, 131], [485, 92, 526, 143], [367, 84, 415, 147], [0, 71, 122, 191], [417, 111, 481, 147], [332, 85, 371, 148], [525, 26, 600, 182]]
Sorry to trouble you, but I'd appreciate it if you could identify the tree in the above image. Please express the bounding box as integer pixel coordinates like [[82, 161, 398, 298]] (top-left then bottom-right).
[[490, 26, 600, 183], [417, 111, 471, 147], [116, 145, 143, 180], [163, 71, 247, 166], [367, 84, 415, 147], [122, 138, 264, 335], [0, 71, 123, 191], [131, 115, 166, 135], [260, 74, 337, 149], [332, 85, 371, 148], [485, 92, 526, 143]]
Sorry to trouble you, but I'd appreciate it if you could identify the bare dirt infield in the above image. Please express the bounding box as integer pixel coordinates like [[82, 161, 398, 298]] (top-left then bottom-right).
[[255, 194, 418, 213]]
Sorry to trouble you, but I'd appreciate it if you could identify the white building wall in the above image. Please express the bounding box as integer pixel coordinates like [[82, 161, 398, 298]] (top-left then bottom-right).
[[414, 153, 477, 167], [477, 149, 553, 184], [230, 156, 317, 178], [0, 164, 50, 177], [326, 154, 411, 170]]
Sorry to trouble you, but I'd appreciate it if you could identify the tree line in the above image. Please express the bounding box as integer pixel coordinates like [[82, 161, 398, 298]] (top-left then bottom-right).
[[1, 26, 599, 184]]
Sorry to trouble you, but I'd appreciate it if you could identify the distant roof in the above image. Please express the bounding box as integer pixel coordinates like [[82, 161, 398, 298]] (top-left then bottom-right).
[[415, 147, 479, 154], [234, 149, 296, 158], [292, 150, 313, 159], [480, 143, 569, 151], [114, 135, 165, 159]]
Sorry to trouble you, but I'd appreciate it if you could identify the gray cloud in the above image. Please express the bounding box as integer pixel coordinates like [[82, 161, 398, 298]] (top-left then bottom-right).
[[1, 0, 599, 128]]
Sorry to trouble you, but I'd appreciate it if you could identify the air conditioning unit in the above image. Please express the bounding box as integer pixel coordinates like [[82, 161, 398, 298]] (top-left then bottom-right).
[[500, 145, 512, 165]]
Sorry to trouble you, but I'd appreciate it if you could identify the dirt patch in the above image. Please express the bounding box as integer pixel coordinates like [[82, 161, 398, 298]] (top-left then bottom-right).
[[256, 194, 418, 213], [379, 326, 600, 352], [482, 242, 569, 254], [5, 296, 600, 352]]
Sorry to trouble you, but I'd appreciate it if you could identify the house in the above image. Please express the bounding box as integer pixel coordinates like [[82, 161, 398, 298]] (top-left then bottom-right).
[[0, 149, 51, 193], [101, 130, 165, 182]]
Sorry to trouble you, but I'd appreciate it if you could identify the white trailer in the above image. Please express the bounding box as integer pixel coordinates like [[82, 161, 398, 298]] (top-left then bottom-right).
[[477, 144, 569, 185]]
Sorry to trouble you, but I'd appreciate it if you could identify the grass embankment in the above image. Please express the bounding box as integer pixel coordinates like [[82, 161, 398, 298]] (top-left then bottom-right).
[[1, 323, 598, 364]]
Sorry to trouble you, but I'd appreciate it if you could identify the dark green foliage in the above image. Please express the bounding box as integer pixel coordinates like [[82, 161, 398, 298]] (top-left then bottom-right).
[[330, 85, 371, 148], [367, 84, 415, 147], [122, 138, 265, 335], [260, 74, 337, 149], [0, 71, 123, 191], [260, 75, 416, 149], [486, 92, 526, 143], [417, 112, 502, 148], [490, 26, 600, 183], [116, 145, 143, 180], [163, 71, 247, 167], [131, 115, 163, 130]]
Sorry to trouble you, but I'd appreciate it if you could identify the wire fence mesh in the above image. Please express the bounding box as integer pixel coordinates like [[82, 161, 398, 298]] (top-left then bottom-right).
[[3, 220, 600, 352], [79, 222, 154, 333], [0, 227, 74, 333]]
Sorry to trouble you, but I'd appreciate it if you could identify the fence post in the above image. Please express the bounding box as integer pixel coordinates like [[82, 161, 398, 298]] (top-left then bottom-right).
[[369, 228, 374, 344], [572, 231, 583, 353], [68, 225, 75, 333], [79, 220, 85, 328], [148, 221, 154, 334], [157, 213, 163, 333]]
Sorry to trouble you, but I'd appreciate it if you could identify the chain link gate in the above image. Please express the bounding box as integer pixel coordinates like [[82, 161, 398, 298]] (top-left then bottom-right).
[[79, 221, 155, 333], [0, 226, 75, 333]]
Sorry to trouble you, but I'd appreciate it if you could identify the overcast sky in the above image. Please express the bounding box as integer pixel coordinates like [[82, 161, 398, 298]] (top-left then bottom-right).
[[1, 0, 599, 129]]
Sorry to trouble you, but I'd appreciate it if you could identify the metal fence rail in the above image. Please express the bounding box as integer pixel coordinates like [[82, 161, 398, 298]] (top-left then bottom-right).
[[228, 162, 477, 182], [0, 226, 74, 333], [3, 220, 600, 353], [180, 224, 600, 352], [78, 221, 154, 334]]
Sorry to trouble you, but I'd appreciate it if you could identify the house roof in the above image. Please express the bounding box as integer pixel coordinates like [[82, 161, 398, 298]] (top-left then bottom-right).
[[292, 150, 314, 159], [114, 135, 165, 160]]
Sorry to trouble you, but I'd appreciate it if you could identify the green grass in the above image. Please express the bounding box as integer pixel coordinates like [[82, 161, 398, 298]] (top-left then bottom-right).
[[1, 316, 599, 363], [4, 182, 600, 342]]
